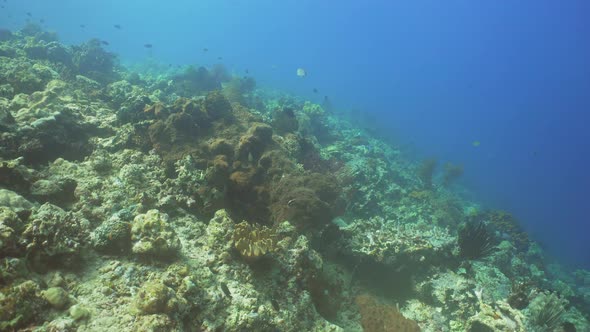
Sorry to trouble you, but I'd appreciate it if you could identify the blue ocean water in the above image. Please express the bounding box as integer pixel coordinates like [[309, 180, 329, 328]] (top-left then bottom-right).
[[3, 0, 589, 269]]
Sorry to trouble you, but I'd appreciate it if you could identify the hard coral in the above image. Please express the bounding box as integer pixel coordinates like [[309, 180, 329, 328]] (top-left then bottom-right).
[[131, 209, 181, 260], [232, 221, 278, 260], [71, 39, 118, 83], [202, 90, 233, 121], [270, 173, 341, 229], [21, 203, 89, 270], [355, 294, 420, 332], [236, 123, 274, 162], [170, 65, 221, 97]]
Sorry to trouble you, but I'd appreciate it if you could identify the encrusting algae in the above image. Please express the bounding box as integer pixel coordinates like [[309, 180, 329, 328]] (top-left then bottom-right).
[[0, 24, 588, 331]]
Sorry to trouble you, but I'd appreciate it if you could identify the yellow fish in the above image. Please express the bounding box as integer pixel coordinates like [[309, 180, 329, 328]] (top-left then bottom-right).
[[296, 68, 307, 77], [472, 141, 481, 147]]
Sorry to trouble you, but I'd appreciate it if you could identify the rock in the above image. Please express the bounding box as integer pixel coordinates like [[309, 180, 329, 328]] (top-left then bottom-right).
[[30, 178, 77, 207], [41, 287, 69, 309], [133, 280, 178, 314], [0, 189, 34, 212], [131, 209, 181, 260], [69, 304, 90, 320]]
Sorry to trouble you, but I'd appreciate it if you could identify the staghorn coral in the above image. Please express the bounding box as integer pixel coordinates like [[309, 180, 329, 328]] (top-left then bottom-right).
[[232, 221, 278, 260]]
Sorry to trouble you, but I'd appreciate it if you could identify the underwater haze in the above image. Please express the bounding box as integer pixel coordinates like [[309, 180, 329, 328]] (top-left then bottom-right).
[[1, 0, 590, 330]]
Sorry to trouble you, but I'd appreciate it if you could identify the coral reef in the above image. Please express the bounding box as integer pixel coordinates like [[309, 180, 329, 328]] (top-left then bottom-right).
[[0, 26, 587, 332]]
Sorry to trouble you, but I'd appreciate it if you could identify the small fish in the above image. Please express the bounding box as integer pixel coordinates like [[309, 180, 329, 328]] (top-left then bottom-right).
[[26, 12, 32, 17], [472, 141, 481, 147], [220, 282, 232, 299], [144, 43, 153, 48], [1, 5, 4, 8], [203, 48, 208, 52], [79, 24, 86, 28], [39, 18, 44, 23], [217, 56, 223, 60], [101, 40, 109, 46], [245, 69, 249, 74], [113, 24, 122, 29], [312, 88, 318, 93], [296, 68, 306, 77]]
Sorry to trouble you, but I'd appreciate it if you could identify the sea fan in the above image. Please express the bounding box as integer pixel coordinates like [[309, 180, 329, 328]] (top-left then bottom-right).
[[458, 222, 496, 260]]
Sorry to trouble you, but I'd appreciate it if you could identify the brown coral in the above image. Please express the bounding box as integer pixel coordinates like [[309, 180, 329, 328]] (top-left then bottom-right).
[[269, 173, 342, 229], [355, 294, 420, 332]]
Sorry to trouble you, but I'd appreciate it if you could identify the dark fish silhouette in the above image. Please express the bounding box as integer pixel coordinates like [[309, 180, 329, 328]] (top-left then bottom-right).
[[79, 24, 86, 28], [114, 24, 122, 29], [312, 88, 318, 93], [144, 43, 152, 48], [203, 48, 208, 52], [101, 40, 109, 46], [220, 283, 232, 299], [39, 18, 44, 23], [217, 56, 223, 60], [245, 69, 249, 74], [271, 298, 279, 311], [26, 12, 32, 17]]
